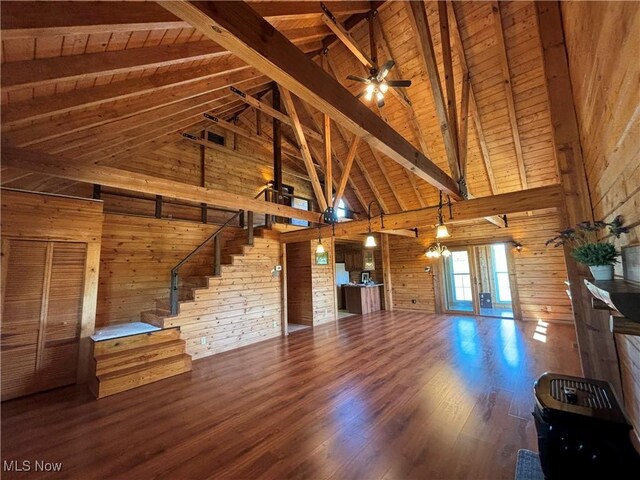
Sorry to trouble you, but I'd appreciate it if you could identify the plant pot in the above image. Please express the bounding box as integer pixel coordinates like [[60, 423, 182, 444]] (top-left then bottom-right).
[[589, 265, 614, 281]]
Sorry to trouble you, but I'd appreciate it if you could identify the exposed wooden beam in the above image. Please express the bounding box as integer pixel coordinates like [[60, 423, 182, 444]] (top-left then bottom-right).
[[230, 87, 323, 143], [2, 145, 320, 223], [49, 81, 274, 159], [4, 68, 265, 148], [324, 115, 333, 206], [297, 99, 365, 213], [491, 1, 528, 190], [321, 8, 375, 67], [448, 1, 497, 194], [333, 137, 360, 209], [1, 27, 325, 93], [203, 113, 300, 159], [0, 1, 371, 38], [377, 19, 432, 158], [279, 87, 329, 212], [159, 1, 461, 199], [459, 73, 471, 179], [281, 185, 564, 243], [438, 1, 460, 168], [405, 1, 460, 182]]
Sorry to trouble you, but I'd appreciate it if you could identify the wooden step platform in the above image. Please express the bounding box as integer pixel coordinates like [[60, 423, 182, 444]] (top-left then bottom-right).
[[90, 326, 191, 399]]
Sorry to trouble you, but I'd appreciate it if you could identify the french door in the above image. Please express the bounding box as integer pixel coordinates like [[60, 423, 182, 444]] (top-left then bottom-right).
[[440, 243, 518, 319]]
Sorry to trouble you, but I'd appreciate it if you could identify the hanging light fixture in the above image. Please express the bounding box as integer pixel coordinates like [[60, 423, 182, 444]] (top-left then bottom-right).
[[425, 243, 451, 258], [435, 191, 450, 239], [364, 200, 384, 248], [316, 225, 325, 254]]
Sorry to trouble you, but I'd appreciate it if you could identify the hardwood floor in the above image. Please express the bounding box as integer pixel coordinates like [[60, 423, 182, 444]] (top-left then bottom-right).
[[1, 311, 580, 479]]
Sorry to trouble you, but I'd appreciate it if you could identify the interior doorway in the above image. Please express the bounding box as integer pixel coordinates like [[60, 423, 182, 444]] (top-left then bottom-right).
[[441, 242, 519, 319]]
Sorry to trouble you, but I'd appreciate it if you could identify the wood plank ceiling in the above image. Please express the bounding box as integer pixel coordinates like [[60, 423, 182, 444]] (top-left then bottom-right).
[[1, 1, 560, 219]]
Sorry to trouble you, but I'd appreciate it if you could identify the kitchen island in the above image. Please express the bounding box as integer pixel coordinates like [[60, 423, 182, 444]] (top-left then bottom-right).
[[343, 284, 383, 315]]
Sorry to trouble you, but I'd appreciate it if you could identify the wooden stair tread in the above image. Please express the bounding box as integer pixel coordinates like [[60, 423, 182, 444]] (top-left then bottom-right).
[[95, 339, 184, 362], [97, 353, 191, 380], [93, 328, 180, 355], [93, 354, 192, 398]]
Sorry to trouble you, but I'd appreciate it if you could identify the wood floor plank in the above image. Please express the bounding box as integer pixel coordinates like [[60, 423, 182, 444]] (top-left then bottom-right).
[[1, 311, 580, 479]]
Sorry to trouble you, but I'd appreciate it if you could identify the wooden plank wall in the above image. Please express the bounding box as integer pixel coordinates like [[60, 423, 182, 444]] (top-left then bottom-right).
[[285, 241, 313, 326], [310, 238, 337, 326], [562, 0, 640, 442], [97, 214, 236, 327], [162, 236, 282, 360], [388, 210, 572, 322], [1, 189, 103, 384]]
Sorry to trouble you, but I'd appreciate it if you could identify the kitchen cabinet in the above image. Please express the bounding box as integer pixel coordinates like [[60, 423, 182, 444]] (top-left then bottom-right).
[[344, 249, 375, 272]]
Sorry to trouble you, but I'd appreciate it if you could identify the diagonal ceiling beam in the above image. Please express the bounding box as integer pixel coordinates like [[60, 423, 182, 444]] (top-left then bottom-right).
[[158, 0, 461, 200], [1, 145, 321, 223], [0, 1, 372, 39], [491, 1, 528, 190], [1, 27, 326, 93], [405, 1, 460, 182], [279, 87, 329, 212]]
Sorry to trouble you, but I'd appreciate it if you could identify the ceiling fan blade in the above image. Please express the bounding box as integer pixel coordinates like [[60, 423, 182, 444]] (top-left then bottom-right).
[[346, 75, 370, 84], [377, 97, 385, 108], [376, 60, 395, 81], [387, 79, 412, 88], [355, 90, 365, 99]]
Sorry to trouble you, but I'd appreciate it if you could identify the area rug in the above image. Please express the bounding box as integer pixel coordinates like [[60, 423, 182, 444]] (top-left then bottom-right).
[[514, 449, 544, 480]]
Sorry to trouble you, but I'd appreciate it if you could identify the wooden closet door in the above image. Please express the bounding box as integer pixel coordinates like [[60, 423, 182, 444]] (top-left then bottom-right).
[[1, 240, 86, 400], [38, 242, 86, 392], [1, 240, 49, 400]]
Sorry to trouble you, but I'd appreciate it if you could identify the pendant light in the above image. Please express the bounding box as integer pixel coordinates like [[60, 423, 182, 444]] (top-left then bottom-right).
[[435, 191, 450, 239], [364, 200, 384, 248], [425, 243, 451, 258], [316, 225, 325, 254]]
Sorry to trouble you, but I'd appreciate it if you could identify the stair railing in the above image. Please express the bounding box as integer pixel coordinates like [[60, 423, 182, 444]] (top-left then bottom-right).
[[169, 189, 265, 315]]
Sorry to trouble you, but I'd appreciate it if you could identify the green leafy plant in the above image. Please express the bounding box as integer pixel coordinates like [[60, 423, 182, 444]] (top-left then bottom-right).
[[545, 215, 629, 266]]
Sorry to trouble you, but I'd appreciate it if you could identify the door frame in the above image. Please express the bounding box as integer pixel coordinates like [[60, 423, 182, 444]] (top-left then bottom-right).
[[435, 239, 522, 320], [440, 246, 480, 315]]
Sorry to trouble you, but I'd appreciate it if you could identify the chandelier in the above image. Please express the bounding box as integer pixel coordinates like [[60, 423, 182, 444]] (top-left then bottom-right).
[[425, 243, 451, 258]]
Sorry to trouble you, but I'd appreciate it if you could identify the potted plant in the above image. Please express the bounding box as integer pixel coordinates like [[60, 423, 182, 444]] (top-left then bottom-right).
[[546, 215, 629, 281]]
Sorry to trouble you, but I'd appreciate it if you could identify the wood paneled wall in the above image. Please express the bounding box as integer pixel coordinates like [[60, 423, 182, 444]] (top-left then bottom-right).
[[286, 242, 313, 326], [97, 214, 236, 327], [388, 210, 572, 322], [310, 238, 337, 326], [1, 189, 103, 385], [162, 236, 282, 360], [562, 0, 640, 443]]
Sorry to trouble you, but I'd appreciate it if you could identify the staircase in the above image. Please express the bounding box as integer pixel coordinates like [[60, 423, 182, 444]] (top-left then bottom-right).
[[90, 327, 191, 399], [139, 227, 275, 329]]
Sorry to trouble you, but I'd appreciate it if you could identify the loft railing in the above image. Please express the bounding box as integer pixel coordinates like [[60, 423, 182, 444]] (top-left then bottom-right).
[[169, 189, 265, 315]]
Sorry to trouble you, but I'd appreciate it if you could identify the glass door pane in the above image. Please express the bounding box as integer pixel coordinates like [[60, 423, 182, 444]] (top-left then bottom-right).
[[443, 250, 474, 312], [477, 243, 514, 318]]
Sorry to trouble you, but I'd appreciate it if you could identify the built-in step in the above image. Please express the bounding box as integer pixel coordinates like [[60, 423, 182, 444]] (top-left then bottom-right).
[[90, 325, 191, 399]]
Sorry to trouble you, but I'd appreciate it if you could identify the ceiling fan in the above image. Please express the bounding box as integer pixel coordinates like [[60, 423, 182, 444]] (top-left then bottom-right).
[[347, 60, 412, 108]]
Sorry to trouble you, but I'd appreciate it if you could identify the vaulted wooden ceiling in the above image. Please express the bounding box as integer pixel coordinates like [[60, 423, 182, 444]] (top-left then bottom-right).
[[1, 1, 560, 218]]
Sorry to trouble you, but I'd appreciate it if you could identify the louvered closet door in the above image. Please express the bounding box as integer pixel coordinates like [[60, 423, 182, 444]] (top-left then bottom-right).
[[1, 240, 48, 400], [1, 240, 86, 400], [38, 243, 86, 392]]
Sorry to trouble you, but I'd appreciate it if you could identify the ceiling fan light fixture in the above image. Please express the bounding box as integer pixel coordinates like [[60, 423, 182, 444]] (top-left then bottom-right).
[[364, 91, 374, 102], [365, 84, 375, 94], [376, 91, 384, 102], [379, 82, 389, 93]]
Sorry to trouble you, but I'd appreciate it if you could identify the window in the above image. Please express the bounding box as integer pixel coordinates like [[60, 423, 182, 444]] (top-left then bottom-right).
[[336, 199, 347, 219], [451, 251, 472, 301], [207, 131, 225, 145], [491, 244, 512, 303]]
